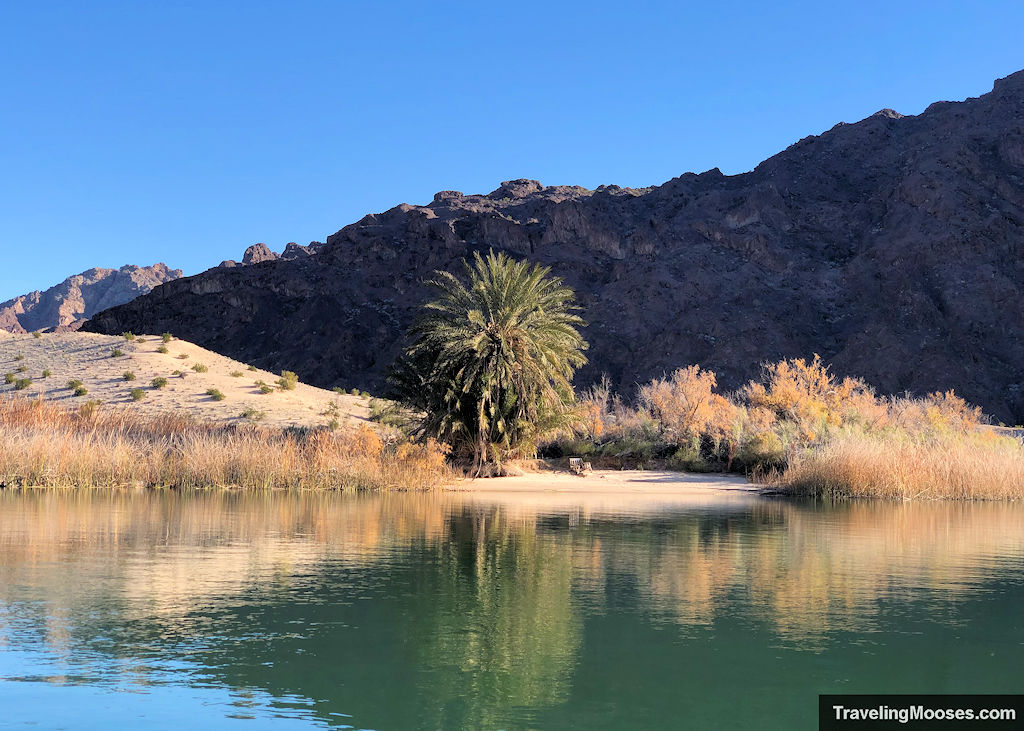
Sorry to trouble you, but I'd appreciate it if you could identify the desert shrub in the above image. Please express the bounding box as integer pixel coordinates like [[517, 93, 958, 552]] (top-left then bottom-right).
[[332, 386, 346, 394], [206, 388, 225, 401], [151, 377, 168, 389], [162, 332, 173, 343], [41, 369, 51, 378], [230, 370, 243, 378], [31, 331, 42, 339], [110, 348, 124, 358], [247, 364, 257, 371], [14, 378, 32, 390], [157, 345, 169, 354], [122, 332, 135, 341], [136, 337, 147, 343], [240, 407, 265, 421], [122, 371, 136, 381], [258, 383, 273, 394], [191, 363, 208, 373], [277, 371, 298, 390], [3, 373, 13, 384], [15, 365, 27, 373], [66, 379, 83, 389], [14, 355, 24, 361], [73, 386, 88, 397], [350, 388, 359, 396], [177, 353, 189, 360], [130, 388, 146, 401]]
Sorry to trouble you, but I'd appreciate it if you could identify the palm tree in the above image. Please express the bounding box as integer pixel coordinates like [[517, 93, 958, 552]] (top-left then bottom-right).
[[391, 250, 588, 475]]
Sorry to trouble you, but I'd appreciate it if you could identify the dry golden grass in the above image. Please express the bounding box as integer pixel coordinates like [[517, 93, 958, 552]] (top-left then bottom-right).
[[0, 396, 451, 490], [779, 429, 1024, 500]]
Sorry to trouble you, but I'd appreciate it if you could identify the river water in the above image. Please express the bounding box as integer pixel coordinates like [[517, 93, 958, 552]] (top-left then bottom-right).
[[0, 489, 1022, 729]]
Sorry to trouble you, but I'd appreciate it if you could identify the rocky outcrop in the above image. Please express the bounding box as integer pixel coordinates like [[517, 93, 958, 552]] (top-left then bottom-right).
[[1, 264, 182, 333], [85, 71, 1024, 423], [218, 242, 314, 268]]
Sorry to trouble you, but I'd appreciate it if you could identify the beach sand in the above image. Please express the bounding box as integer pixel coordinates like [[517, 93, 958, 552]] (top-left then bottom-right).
[[449, 469, 762, 513]]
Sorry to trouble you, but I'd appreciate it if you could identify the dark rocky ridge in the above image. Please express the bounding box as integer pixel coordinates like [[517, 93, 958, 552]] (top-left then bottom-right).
[[86, 71, 1024, 423], [1, 264, 182, 333]]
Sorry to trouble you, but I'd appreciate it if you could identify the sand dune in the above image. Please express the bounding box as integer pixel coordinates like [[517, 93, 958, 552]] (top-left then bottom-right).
[[0, 330, 369, 429]]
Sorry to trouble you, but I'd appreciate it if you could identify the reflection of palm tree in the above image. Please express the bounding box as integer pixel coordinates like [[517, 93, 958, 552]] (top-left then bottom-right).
[[410, 507, 582, 729]]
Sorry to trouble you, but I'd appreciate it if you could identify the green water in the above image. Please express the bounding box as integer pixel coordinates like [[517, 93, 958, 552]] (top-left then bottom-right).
[[0, 489, 1022, 730]]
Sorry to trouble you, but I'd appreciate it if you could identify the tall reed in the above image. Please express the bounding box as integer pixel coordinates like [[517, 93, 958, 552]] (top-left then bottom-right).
[[779, 429, 1024, 500], [0, 396, 451, 490]]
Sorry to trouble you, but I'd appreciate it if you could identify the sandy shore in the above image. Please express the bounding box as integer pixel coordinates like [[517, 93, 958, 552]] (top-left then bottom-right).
[[0, 330, 370, 429], [448, 469, 763, 513]]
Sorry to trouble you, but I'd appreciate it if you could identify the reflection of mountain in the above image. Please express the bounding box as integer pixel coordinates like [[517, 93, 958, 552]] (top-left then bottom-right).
[[1, 492, 1023, 728]]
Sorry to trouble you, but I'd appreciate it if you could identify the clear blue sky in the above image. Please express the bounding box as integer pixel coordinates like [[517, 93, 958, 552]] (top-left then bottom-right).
[[2, 0, 1023, 301]]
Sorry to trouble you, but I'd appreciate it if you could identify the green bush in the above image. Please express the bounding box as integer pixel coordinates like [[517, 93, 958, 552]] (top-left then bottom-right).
[[110, 348, 124, 358], [73, 386, 88, 397], [240, 407, 265, 421], [191, 363, 208, 373], [4, 373, 15, 384], [247, 364, 257, 371], [151, 377, 168, 389], [157, 345, 169, 354], [66, 379, 83, 389], [206, 388, 225, 401], [177, 353, 189, 360], [256, 381, 273, 394], [162, 332, 173, 343], [122, 332, 135, 341], [332, 386, 346, 394], [15, 365, 27, 373], [13, 354, 24, 361], [14, 378, 32, 390], [122, 371, 136, 381], [31, 331, 42, 339], [230, 370, 243, 378], [130, 388, 146, 401], [41, 369, 51, 378], [277, 371, 298, 390]]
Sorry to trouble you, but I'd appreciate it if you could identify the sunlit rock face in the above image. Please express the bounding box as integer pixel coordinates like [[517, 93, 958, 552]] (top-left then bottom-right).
[[0, 263, 182, 333], [86, 70, 1024, 423]]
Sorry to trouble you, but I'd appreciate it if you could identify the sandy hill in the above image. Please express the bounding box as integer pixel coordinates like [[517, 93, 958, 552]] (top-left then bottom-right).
[[0, 331, 369, 429]]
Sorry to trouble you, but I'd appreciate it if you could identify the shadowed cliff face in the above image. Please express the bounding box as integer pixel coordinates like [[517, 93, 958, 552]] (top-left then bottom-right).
[[1, 264, 182, 333], [85, 71, 1024, 423]]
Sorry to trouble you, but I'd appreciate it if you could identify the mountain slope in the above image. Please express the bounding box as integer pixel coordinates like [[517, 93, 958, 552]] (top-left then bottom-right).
[[2, 264, 182, 333], [85, 71, 1024, 423]]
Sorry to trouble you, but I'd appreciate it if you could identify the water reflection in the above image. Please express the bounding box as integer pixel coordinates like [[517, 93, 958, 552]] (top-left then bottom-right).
[[1, 490, 1023, 729]]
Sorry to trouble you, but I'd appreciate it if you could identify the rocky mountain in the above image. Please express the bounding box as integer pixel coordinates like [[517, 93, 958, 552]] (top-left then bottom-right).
[[85, 70, 1024, 423], [1, 264, 182, 333]]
